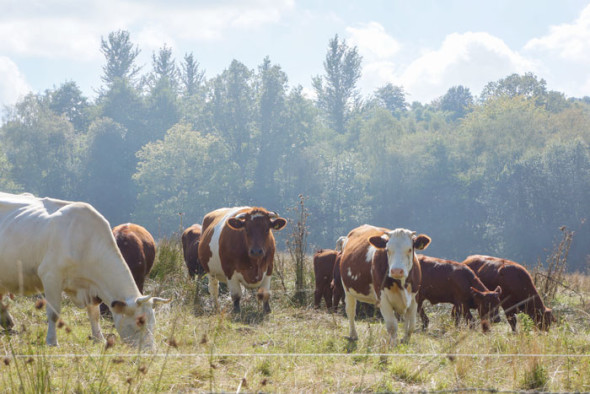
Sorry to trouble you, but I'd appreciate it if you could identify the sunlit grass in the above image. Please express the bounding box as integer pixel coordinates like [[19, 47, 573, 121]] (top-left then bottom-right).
[[1, 245, 590, 391]]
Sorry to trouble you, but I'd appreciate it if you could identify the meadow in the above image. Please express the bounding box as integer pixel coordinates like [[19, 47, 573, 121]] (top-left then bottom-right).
[[1, 236, 590, 393]]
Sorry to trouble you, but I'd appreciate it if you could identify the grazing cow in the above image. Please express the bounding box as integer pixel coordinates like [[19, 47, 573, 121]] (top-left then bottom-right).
[[112, 223, 156, 293], [182, 224, 204, 279], [339, 224, 431, 344], [313, 249, 339, 309], [198, 207, 287, 313], [417, 255, 502, 330], [463, 255, 556, 331], [0, 192, 169, 347]]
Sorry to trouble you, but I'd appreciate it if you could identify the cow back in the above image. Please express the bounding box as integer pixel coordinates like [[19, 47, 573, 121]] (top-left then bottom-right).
[[112, 223, 156, 293]]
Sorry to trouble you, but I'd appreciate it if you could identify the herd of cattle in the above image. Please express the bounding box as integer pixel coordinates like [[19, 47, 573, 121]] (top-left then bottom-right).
[[0, 192, 555, 349]]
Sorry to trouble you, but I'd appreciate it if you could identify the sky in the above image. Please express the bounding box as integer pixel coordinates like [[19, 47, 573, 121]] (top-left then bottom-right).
[[2, 0, 590, 112]]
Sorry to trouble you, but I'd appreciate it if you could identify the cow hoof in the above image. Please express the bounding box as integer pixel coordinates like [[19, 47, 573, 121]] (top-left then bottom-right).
[[263, 302, 271, 314]]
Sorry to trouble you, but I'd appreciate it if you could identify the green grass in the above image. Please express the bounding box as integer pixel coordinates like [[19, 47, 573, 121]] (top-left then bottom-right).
[[1, 244, 590, 392]]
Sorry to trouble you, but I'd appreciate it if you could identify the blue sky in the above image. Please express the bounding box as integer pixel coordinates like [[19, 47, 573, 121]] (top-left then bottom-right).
[[1, 0, 590, 111]]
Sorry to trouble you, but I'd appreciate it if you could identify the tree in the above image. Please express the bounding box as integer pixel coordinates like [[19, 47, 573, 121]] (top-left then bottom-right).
[[180, 52, 205, 97], [82, 118, 133, 225], [439, 85, 473, 120], [133, 123, 237, 234], [374, 83, 408, 118], [47, 81, 90, 132], [99, 30, 141, 90], [312, 35, 362, 134], [480, 72, 547, 103]]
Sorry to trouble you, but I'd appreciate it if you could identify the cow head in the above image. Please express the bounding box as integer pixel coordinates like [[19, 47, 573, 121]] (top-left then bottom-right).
[[368, 228, 431, 283], [111, 295, 171, 348], [471, 286, 502, 323], [536, 307, 556, 331], [227, 208, 287, 259]]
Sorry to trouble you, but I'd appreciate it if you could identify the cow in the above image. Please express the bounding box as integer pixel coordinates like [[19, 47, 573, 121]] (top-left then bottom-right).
[[198, 207, 287, 314], [331, 236, 347, 311], [182, 224, 204, 279], [417, 255, 502, 331], [462, 255, 556, 331], [339, 224, 431, 344], [112, 223, 157, 293], [0, 192, 169, 347], [313, 249, 339, 309]]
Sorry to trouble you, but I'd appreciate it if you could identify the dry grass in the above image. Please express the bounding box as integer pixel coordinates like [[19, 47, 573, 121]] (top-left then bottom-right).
[[1, 245, 590, 392]]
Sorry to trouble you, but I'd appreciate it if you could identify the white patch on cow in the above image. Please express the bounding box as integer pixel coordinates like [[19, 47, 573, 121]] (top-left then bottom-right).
[[347, 267, 353, 278], [250, 213, 265, 219], [382, 283, 414, 315], [207, 206, 250, 283], [385, 228, 415, 280], [346, 283, 377, 304], [230, 271, 266, 289], [365, 245, 377, 264], [335, 236, 348, 252]]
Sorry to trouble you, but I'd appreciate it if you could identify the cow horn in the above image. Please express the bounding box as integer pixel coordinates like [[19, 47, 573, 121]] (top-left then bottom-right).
[[136, 295, 152, 305], [269, 211, 279, 218], [152, 297, 172, 304], [235, 212, 247, 220]]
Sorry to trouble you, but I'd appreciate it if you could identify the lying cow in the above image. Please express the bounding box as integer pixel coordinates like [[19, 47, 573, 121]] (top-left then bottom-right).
[[0, 192, 169, 347], [417, 255, 502, 331], [339, 224, 431, 344], [463, 255, 556, 331], [182, 224, 204, 279], [313, 249, 339, 310], [198, 207, 287, 313]]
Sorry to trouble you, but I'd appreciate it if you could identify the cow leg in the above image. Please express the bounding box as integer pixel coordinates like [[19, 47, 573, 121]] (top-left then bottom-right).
[[378, 298, 399, 345], [345, 292, 358, 340], [402, 296, 418, 343], [462, 304, 475, 329], [227, 277, 243, 314], [208, 275, 220, 311], [418, 300, 429, 330], [43, 283, 62, 346], [506, 310, 518, 332], [314, 287, 322, 309], [259, 275, 271, 314], [453, 304, 463, 326], [87, 303, 105, 342], [323, 286, 333, 310]]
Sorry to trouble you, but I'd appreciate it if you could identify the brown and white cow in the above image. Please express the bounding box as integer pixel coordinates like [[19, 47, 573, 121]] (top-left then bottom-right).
[[198, 207, 287, 313], [112, 223, 157, 293], [313, 249, 339, 310], [0, 192, 169, 347], [339, 224, 431, 344], [462, 255, 556, 331], [417, 255, 502, 330], [182, 224, 204, 279]]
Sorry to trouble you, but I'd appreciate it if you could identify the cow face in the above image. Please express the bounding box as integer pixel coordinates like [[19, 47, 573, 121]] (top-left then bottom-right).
[[111, 296, 171, 348], [227, 210, 287, 259], [471, 286, 502, 323], [369, 228, 431, 281]]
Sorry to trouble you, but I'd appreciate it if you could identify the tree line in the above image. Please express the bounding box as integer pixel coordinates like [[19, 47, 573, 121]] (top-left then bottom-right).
[[1, 30, 589, 270]]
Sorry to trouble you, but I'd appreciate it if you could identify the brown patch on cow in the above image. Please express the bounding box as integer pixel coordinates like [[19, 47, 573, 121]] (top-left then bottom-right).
[[463, 255, 554, 331], [105, 334, 116, 350], [111, 300, 127, 314], [35, 298, 46, 309], [135, 314, 146, 327]]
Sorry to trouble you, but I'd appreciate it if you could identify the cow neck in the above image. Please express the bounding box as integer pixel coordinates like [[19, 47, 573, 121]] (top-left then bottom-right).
[[92, 246, 141, 307]]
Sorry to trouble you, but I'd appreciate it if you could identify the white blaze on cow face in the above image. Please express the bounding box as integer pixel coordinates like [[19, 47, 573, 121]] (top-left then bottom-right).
[[369, 228, 431, 286]]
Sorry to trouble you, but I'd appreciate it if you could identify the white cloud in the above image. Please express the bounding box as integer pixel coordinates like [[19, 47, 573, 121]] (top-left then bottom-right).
[[346, 22, 401, 61], [0, 57, 31, 109], [356, 31, 536, 103], [524, 4, 590, 63], [0, 0, 294, 60]]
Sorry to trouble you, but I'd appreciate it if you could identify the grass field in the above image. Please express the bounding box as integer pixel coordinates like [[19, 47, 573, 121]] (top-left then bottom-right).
[[1, 237, 590, 392]]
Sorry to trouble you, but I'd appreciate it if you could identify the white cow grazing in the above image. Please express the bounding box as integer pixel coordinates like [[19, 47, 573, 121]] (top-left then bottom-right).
[[0, 192, 170, 347]]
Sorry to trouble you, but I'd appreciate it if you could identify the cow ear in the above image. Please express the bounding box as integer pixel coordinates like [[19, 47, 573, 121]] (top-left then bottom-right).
[[494, 286, 502, 296], [227, 218, 245, 230], [413, 234, 431, 250], [271, 218, 287, 231], [111, 300, 127, 314], [368, 235, 388, 249]]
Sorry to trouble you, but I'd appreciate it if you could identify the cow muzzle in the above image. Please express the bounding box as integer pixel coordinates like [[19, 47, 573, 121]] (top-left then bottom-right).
[[249, 247, 265, 259], [389, 268, 405, 279]]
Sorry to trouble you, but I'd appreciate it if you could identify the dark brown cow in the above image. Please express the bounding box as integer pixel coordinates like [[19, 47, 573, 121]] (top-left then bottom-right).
[[339, 224, 431, 344], [182, 224, 204, 279], [462, 255, 556, 331], [313, 249, 338, 309], [198, 207, 287, 314], [417, 255, 502, 331], [112, 223, 157, 293]]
